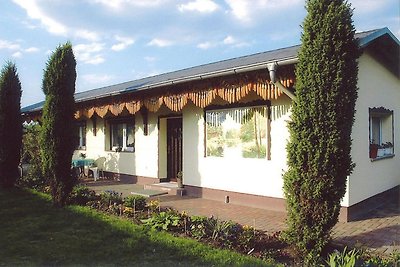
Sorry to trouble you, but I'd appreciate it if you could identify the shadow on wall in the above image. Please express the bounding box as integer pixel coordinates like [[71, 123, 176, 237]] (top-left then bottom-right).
[[184, 110, 203, 198], [137, 112, 158, 136], [103, 152, 121, 180]]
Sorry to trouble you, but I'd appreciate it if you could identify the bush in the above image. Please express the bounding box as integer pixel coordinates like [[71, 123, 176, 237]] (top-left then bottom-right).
[[141, 210, 182, 231], [189, 215, 214, 239], [188, 216, 257, 250], [0, 61, 22, 188], [69, 185, 97, 205], [283, 0, 359, 264], [147, 199, 161, 212], [362, 250, 400, 267], [18, 124, 47, 190], [211, 220, 242, 249], [40, 42, 77, 207], [100, 190, 123, 206], [237, 225, 257, 251], [325, 247, 361, 267], [123, 195, 147, 211]]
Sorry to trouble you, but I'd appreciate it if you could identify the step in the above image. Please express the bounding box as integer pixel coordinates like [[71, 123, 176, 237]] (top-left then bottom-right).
[[144, 182, 186, 196], [130, 188, 168, 197]]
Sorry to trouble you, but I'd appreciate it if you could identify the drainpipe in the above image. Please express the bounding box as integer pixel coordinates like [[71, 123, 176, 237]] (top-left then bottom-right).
[[267, 62, 296, 100]]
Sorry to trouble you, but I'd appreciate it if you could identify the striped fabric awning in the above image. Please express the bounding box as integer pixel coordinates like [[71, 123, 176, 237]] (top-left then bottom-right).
[[73, 74, 294, 119]]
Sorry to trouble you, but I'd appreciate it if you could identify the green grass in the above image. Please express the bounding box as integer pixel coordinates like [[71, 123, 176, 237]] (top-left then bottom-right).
[[0, 188, 272, 266]]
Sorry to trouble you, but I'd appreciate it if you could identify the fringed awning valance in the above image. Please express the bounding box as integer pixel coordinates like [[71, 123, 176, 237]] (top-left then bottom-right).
[[72, 74, 294, 119], [144, 97, 163, 113], [125, 100, 141, 114], [188, 89, 217, 108], [163, 93, 188, 112]]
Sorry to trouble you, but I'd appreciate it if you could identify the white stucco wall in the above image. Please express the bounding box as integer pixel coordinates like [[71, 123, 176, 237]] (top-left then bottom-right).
[[183, 97, 292, 199], [73, 50, 398, 207], [73, 112, 159, 178], [347, 52, 400, 206]]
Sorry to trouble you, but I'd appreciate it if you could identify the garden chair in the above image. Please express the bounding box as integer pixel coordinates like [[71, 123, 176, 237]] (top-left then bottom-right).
[[88, 157, 106, 181]]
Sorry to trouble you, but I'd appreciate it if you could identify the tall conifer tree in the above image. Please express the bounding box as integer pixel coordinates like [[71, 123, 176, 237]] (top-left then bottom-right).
[[0, 62, 22, 188], [41, 42, 77, 206], [283, 0, 359, 263]]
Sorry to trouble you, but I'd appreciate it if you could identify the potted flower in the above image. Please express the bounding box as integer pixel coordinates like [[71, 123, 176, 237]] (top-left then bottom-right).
[[176, 171, 183, 188], [369, 142, 378, 159], [382, 142, 394, 155], [377, 144, 385, 157]]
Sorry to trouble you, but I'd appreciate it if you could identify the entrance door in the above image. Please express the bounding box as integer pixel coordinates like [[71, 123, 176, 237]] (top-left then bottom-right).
[[167, 118, 182, 182]]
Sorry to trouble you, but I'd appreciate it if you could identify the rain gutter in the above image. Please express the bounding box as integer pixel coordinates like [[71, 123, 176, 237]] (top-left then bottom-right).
[[76, 57, 299, 103], [267, 59, 297, 100]]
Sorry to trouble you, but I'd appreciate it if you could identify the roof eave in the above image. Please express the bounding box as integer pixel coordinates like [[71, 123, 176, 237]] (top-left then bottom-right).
[[75, 56, 299, 103]]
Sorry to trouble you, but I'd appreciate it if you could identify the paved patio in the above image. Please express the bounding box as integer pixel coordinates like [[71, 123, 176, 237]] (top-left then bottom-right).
[[87, 181, 399, 256]]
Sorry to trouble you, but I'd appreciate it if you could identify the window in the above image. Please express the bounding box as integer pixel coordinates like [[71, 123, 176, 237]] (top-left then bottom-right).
[[369, 107, 394, 159], [75, 122, 86, 150], [205, 105, 268, 159], [109, 119, 135, 152]]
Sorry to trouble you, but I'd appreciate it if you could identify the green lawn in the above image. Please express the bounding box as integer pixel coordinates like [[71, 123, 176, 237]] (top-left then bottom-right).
[[0, 188, 272, 266]]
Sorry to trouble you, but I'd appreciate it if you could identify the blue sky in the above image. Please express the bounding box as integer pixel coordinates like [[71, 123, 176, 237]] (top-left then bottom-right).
[[0, 0, 398, 107]]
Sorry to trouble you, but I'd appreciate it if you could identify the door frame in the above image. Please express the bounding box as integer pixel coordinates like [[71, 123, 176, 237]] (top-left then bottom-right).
[[158, 115, 183, 182]]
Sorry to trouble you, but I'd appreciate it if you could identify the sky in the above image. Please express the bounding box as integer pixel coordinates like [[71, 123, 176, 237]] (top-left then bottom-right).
[[0, 0, 399, 108]]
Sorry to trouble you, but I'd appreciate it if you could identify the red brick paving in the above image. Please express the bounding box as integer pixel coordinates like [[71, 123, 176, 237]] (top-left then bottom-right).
[[89, 183, 400, 256], [157, 195, 399, 255]]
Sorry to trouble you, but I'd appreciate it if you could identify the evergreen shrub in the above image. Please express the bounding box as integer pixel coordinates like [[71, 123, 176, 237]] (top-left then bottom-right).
[[0, 62, 22, 188], [283, 0, 360, 264], [40, 42, 77, 206]]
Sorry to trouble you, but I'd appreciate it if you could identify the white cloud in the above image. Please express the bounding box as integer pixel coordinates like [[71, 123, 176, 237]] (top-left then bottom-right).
[[82, 73, 114, 84], [76, 29, 101, 42], [12, 0, 67, 35], [89, 0, 168, 10], [111, 35, 135, 51], [0, 40, 21, 50], [178, 0, 219, 13], [25, 47, 40, 53], [223, 35, 249, 47], [147, 38, 173, 47], [14, 0, 102, 42], [85, 55, 105, 65], [197, 35, 249, 50], [74, 43, 104, 53], [225, 0, 302, 23], [74, 43, 105, 65], [349, 0, 389, 14], [12, 51, 23, 58], [197, 41, 215, 49], [225, 0, 250, 23], [223, 35, 235, 45]]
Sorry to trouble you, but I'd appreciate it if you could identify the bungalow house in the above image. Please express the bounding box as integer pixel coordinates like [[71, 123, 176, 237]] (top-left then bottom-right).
[[22, 28, 399, 222]]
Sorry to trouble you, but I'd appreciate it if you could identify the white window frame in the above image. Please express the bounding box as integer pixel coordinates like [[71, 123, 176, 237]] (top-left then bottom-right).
[[369, 107, 394, 160], [76, 122, 86, 150], [110, 119, 135, 152], [204, 101, 271, 159], [369, 116, 382, 145]]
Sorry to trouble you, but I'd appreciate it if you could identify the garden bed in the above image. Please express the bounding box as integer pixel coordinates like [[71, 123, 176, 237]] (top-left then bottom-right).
[[68, 185, 400, 266]]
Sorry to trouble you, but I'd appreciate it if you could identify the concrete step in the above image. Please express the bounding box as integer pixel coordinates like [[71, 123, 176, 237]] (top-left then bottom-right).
[[144, 182, 186, 196], [130, 188, 168, 197]]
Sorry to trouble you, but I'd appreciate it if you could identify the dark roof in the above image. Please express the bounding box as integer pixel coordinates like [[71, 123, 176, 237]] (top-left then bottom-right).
[[358, 28, 399, 77], [22, 27, 398, 114], [74, 45, 300, 103]]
